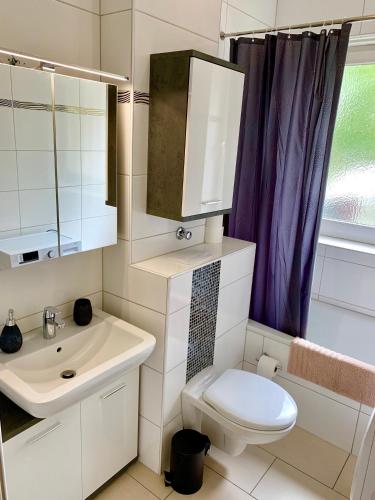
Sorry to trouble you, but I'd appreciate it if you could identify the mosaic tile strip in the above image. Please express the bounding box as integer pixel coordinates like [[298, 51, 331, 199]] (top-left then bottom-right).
[[186, 260, 221, 382], [118, 90, 131, 103]]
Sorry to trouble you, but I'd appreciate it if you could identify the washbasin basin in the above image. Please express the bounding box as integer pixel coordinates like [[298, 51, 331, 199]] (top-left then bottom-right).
[[0, 309, 155, 417]]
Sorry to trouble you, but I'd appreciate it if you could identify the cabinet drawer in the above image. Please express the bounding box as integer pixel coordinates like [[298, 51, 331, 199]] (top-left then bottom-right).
[[81, 368, 139, 498], [3, 404, 82, 500]]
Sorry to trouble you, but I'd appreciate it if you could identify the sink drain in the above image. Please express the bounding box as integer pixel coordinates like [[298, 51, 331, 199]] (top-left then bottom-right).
[[61, 369, 76, 379]]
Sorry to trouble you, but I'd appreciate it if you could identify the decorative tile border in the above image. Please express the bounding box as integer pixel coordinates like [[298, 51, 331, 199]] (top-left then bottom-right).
[[118, 90, 131, 103], [134, 90, 149, 104], [186, 260, 221, 382], [0, 98, 105, 115]]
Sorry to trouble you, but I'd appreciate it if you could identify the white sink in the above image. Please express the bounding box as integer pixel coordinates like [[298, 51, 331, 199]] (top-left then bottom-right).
[[0, 309, 155, 418]]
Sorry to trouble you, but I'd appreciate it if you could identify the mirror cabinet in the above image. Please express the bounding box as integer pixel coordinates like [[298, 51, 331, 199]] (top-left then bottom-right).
[[0, 63, 117, 270]]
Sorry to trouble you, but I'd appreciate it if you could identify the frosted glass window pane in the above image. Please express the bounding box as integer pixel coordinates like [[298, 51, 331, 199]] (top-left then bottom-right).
[[323, 64, 375, 227]]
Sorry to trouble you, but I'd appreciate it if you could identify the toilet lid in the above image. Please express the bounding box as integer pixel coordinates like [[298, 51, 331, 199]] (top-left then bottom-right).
[[203, 369, 297, 431]]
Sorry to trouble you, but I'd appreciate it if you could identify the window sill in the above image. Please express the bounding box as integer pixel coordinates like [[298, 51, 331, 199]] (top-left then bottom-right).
[[318, 235, 375, 257]]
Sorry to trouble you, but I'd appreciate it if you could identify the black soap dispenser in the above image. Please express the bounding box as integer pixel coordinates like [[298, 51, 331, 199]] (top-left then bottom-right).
[[0, 309, 23, 354]]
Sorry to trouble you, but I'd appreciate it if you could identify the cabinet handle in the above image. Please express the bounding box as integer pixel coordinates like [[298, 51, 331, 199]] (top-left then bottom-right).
[[201, 200, 223, 205], [26, 422, 63, 446], [101, 383, 127, 400]]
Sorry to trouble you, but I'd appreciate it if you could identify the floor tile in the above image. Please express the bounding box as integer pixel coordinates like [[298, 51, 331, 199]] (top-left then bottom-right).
[[205, 445, 275, 492], [334, 455, 356, 498], [127, 461, 171, 500], [252, 460, 347, 500], [94, 472, 158, 500], [261, 426, 349, 487], [168, 466, 250, 500]]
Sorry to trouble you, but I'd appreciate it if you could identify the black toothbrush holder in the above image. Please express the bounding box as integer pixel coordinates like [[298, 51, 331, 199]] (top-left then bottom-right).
[[73, 298, 93, 326]]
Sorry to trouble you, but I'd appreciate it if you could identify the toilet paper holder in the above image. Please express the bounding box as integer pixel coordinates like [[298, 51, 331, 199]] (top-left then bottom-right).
[[256, 353, 282, 373]]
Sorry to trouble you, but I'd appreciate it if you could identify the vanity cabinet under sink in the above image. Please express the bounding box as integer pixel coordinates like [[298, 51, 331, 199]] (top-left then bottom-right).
[[3, 369, 139, 500]]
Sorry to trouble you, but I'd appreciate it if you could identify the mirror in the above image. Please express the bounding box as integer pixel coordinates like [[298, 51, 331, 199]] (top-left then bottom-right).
[[0, 64, 117, 270]]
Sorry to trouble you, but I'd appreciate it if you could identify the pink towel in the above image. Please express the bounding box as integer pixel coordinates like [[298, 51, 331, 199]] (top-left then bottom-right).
[[288, 338, 375, 407]]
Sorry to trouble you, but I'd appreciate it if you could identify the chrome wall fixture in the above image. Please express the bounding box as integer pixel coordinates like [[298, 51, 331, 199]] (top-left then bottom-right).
[[0, 46, 128, 82]]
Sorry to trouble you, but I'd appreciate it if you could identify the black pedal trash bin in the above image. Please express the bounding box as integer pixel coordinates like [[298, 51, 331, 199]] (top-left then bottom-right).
[[164, 429, 211, 495]]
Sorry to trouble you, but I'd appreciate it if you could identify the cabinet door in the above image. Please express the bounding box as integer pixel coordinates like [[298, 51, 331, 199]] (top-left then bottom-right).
[[81, 369, 139, 498], [3, 404, 82, 500], [182, 57, 244, 218]]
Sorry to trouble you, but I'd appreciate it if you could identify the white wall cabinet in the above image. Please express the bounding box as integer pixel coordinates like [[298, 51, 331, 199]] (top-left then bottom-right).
[[147, 50, 244, 222], [81, 369, 139, 498], [3, 368, 139, 500]]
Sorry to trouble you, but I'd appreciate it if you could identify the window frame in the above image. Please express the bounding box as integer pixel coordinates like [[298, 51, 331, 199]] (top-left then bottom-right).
[[321, 38, 375, 245]]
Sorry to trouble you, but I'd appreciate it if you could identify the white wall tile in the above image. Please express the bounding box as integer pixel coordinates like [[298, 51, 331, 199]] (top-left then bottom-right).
[[164, 305, 189, 372], [0, 192, 20, 232], [80, 115, 106, 151], [117, 100, 132, 175], [276, 0, 364, 26], [360, 404, 374, 416], [18, 151, 55, 190], [101, 0, 132, 15], [132, 105, 149, 176], [352, 412, 371, 456], [228, 0, 277, 26], [325, 244, 375, 269], [131, 224, 205, 263], [0, 151, 18, 191], [244, 330, 264, 364], [19, 189, 56, 228], [362, 0, 375, 34], [276, 375, 358, 452], [226, 4, 270, 33], [134, 0, 222, 42], [55, 73, 80, 106], [214, 320, 247, 371], [101, 10, 132, 77], [128, 301, 166, 373], [306, 300, 375, 365], [138, 417, 162, 474], [132, 174, 203, 241], [216, 274, 252, 337], [140, 366, 163, 426], [103, 238, 131, 298], [128, 267, 168, 313], [167, 272, 193, 314], [0, 0, 100, 69], [320, 258, 375, 312], [103, 291, 130, 319], [163, 360, 187, 425], [133, 10, 218, 91], [311, 255, 324, 297], [59, 0, 100, 14], [0, 249, 102, 321], [118, 174, 130, 240], [220, 246, 255, 288]]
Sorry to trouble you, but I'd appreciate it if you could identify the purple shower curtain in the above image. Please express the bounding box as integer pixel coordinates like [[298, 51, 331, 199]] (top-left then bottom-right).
[[226, 25, 351, 337]]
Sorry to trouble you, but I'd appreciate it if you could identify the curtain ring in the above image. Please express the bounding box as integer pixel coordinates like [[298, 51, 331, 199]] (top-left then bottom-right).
[[288, 25, 291, 39], [329, 19, 334, 34], [251, 31, 255, 42]]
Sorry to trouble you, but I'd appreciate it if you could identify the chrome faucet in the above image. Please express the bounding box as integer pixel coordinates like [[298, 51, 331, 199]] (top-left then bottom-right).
[[43, 306, 65, 339]]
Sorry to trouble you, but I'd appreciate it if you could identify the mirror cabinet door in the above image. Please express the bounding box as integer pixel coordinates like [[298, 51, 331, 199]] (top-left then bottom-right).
[[0, 64, 117, 270], [0, 63, 59, 269]]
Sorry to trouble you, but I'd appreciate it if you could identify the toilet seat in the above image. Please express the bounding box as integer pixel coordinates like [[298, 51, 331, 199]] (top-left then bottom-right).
[[203, 369, 297, 431]]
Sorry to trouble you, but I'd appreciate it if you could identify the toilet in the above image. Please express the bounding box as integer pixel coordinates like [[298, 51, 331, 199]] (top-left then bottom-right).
[[182, 366, 298, 456]]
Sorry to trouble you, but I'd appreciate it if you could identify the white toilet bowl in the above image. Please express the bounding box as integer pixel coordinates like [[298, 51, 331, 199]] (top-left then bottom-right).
[[182, 366, 298, 456]]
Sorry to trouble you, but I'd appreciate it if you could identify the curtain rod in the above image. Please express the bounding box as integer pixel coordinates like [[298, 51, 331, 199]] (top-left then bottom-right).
[[220, 14, 375, 39]]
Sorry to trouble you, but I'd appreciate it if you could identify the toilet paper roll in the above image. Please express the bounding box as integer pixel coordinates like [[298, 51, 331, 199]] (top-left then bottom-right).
[[257, 354, 280, 379]]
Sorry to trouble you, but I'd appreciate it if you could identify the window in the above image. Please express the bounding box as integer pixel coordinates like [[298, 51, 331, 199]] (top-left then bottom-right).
[[321, 63, 375, 244]]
